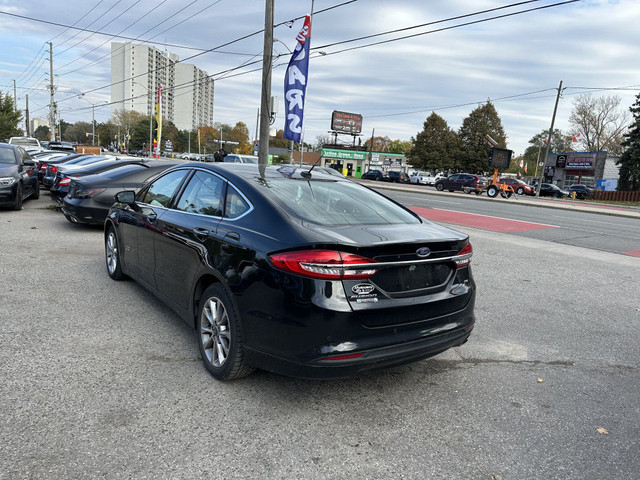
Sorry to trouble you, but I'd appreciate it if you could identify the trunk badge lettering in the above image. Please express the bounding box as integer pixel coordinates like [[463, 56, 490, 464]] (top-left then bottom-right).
[[352, 283, 375, 295]]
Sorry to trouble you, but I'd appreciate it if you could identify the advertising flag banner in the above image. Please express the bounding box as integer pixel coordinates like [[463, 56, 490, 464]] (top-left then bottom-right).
[[154, 85, 163, 158], [283, 15, 311, 143]]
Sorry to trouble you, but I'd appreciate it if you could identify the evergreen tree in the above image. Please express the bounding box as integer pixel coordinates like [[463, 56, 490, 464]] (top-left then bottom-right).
[[458, 101, 507, 174], [0, 91, 23, 140], [409, 112, 459, 172], [617, 92, 640, 191]]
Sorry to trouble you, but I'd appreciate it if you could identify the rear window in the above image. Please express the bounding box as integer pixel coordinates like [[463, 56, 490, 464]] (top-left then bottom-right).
[[257, 178, 420, 226]]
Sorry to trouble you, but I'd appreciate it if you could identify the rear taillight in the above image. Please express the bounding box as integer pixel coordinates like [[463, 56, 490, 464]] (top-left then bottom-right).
[[453, 243, 473, 268], [40, 164, 47, 171], [50, 166, 58, 174], [269, 250, 378, 280], [74, 188, 106, 199], [59, 177, 71, 186]]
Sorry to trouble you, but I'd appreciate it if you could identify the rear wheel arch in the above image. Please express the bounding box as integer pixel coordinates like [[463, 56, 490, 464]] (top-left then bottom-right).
[[192, 274, 225, 329]]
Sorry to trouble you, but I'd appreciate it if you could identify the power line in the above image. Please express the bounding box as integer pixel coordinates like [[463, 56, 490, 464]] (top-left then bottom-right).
[[313, 0, 581, 57], [55, 0, 126, 51]]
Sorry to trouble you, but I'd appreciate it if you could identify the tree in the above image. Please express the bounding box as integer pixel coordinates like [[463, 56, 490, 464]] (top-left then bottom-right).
[[521, 128, 572, 171], [230, 122, 251, 154], [388, 139, 412, 155], [458, 101, 507, 174], [617, 92, 640, 191], [409, 112, 460, 172], [270, 129, 289, 148], [569, 94, 629, 155], [0, 91, 23, 140], [64, 121, 93, 144], [34, 125, 50, 141], [363, 136, 391, 152]]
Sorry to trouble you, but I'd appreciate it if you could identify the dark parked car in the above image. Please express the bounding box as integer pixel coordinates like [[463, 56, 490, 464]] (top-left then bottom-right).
[[435, 173, 488, 194], [0, 143, 39, 209], [105, 163, 476, 380], [42, 154, 103, 188], [50, 157, 151, 203], [568, 184, 594, 199], [539, 183, 570, 198], [62, 161, 180, 225], [38, 153, 86, 183], [387, 171, 410, 183], [361, 169, 388, 181]]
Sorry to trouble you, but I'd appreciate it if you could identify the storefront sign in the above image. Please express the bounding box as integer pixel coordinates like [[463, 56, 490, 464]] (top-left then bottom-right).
[[321, 148, 368, 161], [566, 157, 594, 169]]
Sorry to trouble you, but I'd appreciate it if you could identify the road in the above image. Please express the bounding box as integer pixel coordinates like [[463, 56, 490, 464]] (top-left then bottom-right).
[[372, 185, 640, 256], [1, 192, 639, 479]]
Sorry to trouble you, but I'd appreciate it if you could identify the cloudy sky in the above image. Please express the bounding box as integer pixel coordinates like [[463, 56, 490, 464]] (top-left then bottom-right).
[[0, 0, 638, 154]]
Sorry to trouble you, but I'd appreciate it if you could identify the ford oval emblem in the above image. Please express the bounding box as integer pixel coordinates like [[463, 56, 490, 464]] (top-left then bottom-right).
[[352, 283, 375, 295], [416, 247, 431, 258]]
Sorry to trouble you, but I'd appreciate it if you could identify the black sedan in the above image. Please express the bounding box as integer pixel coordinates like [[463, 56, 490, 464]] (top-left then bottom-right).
[[105, 163, 476, 380], [62, 161, 180, 225], [0, 143, 39, 210], [51, 157, 152, 203], [361, 169, 388, 181], [42, 154, 104, 188], [539, 183, 570, 198], [568, 184, 594, 199]]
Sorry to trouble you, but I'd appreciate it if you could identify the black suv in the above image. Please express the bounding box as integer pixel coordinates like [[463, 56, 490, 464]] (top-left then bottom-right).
[[387, 171, 410, 183]]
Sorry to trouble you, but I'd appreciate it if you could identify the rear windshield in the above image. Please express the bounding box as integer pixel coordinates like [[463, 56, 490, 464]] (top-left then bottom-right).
[[257, 178, 420, 226]]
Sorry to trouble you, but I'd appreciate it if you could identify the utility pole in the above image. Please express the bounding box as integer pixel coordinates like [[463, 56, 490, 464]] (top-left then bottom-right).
[[368, 128, 375, 171], [535, 80, 563, 196], [258, 0, 274, 168], [48, 42, 56, 142], [13, 79, 17, 112], [25, 95, 30, 136]]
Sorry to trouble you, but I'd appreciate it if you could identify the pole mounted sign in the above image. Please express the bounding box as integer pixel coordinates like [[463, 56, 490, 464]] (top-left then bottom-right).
[[283, 15, 311, 143], [331, 111, 363, 134]]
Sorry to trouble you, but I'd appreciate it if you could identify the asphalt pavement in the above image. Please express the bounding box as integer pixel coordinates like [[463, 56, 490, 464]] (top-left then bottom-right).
[[1, 191, 638, 479]]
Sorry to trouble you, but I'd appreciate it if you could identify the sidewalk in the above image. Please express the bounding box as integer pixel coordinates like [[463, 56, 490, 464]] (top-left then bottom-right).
[[356, 180, 640, 220]]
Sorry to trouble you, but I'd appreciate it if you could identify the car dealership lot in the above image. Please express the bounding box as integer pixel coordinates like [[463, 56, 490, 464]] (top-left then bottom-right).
[[1, 194, 639, 479]]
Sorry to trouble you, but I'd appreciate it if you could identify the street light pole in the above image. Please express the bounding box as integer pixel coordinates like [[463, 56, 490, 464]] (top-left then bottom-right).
[[91, 105, 95, 146]]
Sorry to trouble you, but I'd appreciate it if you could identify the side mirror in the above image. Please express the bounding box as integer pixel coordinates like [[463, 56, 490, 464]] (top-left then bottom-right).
[[115, 190, 136, 204]]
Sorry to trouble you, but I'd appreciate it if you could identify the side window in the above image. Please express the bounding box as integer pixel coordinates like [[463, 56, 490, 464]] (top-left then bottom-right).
[[138, 169, 188, 207], [448, 175, 459, 182], [225, 185, 250, 219], [175, 171, 225, 217]]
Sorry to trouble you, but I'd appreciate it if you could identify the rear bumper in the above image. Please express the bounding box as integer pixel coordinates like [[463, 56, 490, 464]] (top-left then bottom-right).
[[62, 199, 105, 225]]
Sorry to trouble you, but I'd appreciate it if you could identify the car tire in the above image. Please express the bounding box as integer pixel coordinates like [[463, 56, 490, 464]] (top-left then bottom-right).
[[501, 191, 513, 199], [475, 190, 482, 195], [197, 283, 254, 381], [554, 192, 562, 198], [516, 187, 524, 195], [435, 183, 444, 191], [105, 227, 126, 281], [33, 182, 40, 200], [12, 183, 23, 210], [487, 185, 499, 198]]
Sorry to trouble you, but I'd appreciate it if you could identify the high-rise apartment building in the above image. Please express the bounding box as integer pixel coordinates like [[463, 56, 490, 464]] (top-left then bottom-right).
[[110, 42, 214, 131]]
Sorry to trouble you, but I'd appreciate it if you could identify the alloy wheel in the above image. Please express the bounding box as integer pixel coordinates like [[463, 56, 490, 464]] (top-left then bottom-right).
[[200, 296, 231, 367]]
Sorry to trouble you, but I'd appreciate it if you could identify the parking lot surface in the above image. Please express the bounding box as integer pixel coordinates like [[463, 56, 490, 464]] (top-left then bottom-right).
[[1, 194, 639, 479]]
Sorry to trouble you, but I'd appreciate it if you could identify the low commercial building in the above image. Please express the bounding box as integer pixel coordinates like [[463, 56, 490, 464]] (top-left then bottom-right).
[[542, 151, 608, 188], [320, 148, 408, 178]]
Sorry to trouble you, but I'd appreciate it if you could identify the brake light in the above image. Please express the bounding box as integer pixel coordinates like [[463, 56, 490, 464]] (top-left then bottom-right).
[[269, 250, 378, 280], [454, 242, 473, 268], [59, 177, 71, 186], [74, 188, 106, 199], [40, 164, 47, 171], [50, 166, 58, 174]]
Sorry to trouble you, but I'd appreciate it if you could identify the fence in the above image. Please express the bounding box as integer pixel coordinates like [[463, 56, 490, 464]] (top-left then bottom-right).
[[593, 190, 640, 202]]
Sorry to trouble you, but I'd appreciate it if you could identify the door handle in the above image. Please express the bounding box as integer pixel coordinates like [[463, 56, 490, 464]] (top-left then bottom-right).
[[146, 211, 157, 221], [224, 232, 240, 242], [193, 227, 211, 241]]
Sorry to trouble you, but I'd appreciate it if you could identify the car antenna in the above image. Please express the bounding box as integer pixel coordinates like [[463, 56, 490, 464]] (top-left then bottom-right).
[[300, 156, 322, 179]]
